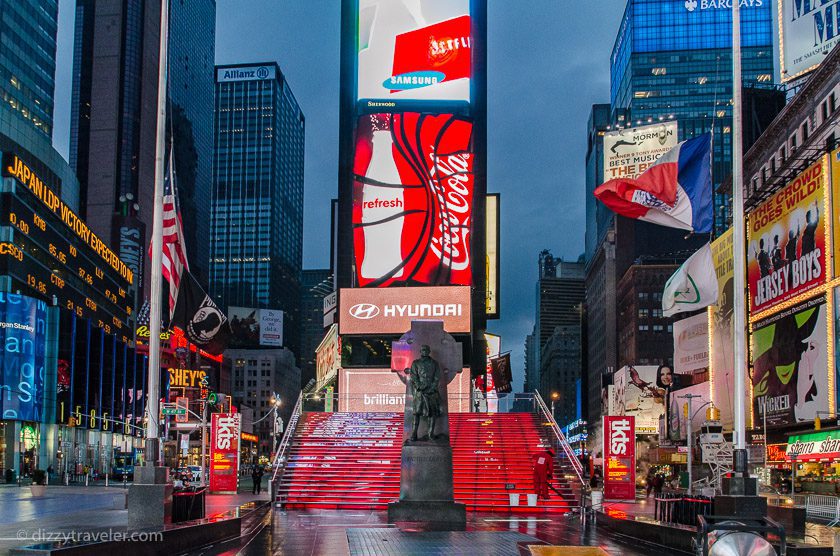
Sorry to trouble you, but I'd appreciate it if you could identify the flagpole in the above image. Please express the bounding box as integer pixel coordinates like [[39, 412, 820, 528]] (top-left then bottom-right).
[[731, 0, 748, 471], [146, 0, 169, 468]]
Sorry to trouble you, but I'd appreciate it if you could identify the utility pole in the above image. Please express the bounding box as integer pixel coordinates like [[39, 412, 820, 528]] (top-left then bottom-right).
[[679, 393, 703, 495]]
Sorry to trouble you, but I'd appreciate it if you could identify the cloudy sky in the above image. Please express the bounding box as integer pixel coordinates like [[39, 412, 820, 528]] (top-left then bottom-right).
[[52, 1, 625, 392]]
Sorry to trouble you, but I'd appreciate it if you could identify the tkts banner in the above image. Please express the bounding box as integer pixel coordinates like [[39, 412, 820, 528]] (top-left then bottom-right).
[[603, 416, 635, 501], [209, 412, 241, 493], [352, 113, 473, 287], [747, 158, 826, 315], [357, 0, 471, 104], [751, 296, 828, 426]]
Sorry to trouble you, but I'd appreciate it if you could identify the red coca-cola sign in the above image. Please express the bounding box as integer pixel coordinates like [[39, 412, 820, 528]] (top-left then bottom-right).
[[352, 113, 474, 287], [603, 415, 635, 501]]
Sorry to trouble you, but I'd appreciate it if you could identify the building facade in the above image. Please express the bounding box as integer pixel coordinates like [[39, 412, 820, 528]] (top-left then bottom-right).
[[210, 62, 305, 359], [70, 0, 216, 304], [300, 269, 333, 388]]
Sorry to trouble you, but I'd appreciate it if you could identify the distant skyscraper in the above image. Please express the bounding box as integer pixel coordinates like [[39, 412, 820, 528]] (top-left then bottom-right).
[[211, 63, 305, 358], [300, 269, 333, 386], [70, 0, 216, 303]]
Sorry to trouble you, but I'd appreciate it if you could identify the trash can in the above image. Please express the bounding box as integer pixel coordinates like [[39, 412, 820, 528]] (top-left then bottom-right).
[[172, 487, 207, 523], [591, 490, 603, 511], [509, 493, 520, 506]]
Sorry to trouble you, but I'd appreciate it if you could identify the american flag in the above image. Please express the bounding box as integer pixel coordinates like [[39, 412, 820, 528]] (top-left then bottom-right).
[[161, 145, 189, 317]]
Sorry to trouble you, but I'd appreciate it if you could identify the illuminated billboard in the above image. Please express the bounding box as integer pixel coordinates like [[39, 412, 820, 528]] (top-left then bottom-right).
[[709, 229, 736, 430], [486, 194, 499, 318], [316, 324, 341, 385], [613, 365, 665, 434], [603, 415, 635, 501], [228, 306, 284, 347], [602, 122, 678, 182], [779, 0, 840, 82], [831, 149, 840, 278], [673, 313, 708, 376], [209, 413, 241, 493], [338, 366, 470, 412], [747, 158, 826, 315], [0, 292, 47, 421], [357, 0, 471, 104], [339, 286, 471, 335], [751, 296, 828, 426], [352, 113, 474, 287]]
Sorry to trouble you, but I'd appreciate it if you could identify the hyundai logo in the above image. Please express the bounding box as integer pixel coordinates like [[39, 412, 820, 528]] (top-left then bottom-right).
[[349, 303, 380, 319]]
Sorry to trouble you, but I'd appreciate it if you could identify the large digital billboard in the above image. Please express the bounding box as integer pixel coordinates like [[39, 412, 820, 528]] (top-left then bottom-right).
[[602, 122, 678, 181], [0, 292, 47, 421], [710, 229, 736, 430], [209, 412, 241, 493], [831, 149, 840, 278], [337, 366, 470, 412], [486, 193, 499, 318], [613, 365, 666, 434], [339, 286, 471, 335], [751, 296, 829, 426], [673, 313, 709, 376], [779, 0, 840, 82], [603, 415, 635, 501], [352, 113, 474, 287], [747, 158, 826, 315], [228, 307, 284, 347], [357, 0, 471, 104]]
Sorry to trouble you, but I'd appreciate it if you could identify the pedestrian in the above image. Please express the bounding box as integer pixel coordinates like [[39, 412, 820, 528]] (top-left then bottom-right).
[[532, 447, 555, 500], [653, 473, 664, 497], [252, 465, 264, 495]]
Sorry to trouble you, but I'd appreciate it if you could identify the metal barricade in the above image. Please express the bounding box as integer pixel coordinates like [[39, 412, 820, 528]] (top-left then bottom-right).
[[655, 493, 714, 526]]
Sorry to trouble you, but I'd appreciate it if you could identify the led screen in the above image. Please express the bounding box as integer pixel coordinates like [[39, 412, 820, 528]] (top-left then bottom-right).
[[352, 112, 473, 287], [358, 0, 471, 103], [0, 292, 47, 421]]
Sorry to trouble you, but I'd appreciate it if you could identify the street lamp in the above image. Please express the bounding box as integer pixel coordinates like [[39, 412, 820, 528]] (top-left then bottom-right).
[[550, 392, 560, 422]]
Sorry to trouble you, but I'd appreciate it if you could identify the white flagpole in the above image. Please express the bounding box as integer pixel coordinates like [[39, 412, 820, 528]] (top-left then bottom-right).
[[146, 0, 170, 467], [731, 0, 748, 467]]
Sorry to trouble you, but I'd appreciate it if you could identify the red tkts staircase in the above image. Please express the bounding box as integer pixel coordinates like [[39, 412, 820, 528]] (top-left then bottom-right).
[[277, 411, 580, 513]]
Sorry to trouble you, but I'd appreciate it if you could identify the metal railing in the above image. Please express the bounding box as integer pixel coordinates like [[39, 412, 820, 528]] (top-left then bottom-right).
[[300, 391, 541, 414], [533, 390, 585, 487], [270, 391, 303, 487]]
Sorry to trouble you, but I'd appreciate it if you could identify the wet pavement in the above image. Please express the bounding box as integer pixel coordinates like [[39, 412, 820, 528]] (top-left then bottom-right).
[[227, 508, 654, 555]]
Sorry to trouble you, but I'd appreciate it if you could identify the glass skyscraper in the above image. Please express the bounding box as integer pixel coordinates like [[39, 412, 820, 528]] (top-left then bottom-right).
[[211, 62, 305, 358], [610, 0, 774, 234]]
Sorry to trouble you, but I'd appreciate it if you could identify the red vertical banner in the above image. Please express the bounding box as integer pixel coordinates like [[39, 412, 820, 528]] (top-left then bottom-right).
[[210, 412, 241, 493], [603, 415, 635, 501]]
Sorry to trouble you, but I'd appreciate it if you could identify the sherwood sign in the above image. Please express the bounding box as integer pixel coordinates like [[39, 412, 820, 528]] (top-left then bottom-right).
[[339, 286, 471, 335]]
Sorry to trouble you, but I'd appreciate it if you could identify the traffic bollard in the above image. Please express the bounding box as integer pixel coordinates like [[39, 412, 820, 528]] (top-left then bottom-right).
[[85, 473, 89, 487]]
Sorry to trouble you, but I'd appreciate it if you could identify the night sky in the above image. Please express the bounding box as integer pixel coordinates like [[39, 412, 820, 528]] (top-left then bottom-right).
[[52, 0, 625, 392]]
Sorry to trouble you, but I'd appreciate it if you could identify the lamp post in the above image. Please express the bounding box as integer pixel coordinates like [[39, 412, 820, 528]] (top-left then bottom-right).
[[551, 392, 560, 423]]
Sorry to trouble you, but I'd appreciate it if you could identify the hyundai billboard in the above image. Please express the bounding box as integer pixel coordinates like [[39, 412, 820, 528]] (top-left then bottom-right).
[[339, 286, 471, 335]]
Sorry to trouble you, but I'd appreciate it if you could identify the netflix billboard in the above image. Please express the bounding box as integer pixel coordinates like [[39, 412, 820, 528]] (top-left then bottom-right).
[[357, 0, 471, 104], [352, 113, 474, 287], [603, 416, 635, 501], [339, 286, 471, 335], [209, 413, 241, 493]]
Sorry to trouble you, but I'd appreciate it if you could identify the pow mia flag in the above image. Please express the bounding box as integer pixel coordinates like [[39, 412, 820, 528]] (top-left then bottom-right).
[[171, 271, 230, 355]]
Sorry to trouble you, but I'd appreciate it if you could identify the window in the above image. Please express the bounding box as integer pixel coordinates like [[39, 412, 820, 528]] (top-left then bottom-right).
[[638, 292, 649, 301], [802, 121, 809, 142], [639, 309, 649, 318], [653, 325, 664, 332], [639, 324, 649, 332]]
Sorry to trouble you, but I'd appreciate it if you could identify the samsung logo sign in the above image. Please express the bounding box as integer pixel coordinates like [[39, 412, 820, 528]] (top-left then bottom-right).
[[217, 65, 275, 83]]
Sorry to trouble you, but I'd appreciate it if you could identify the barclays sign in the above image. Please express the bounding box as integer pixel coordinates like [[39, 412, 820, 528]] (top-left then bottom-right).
[[684, 0, 763, 11]]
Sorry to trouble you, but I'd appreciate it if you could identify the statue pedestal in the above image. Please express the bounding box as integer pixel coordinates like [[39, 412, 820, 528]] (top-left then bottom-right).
[[388, 442, 465, 528]]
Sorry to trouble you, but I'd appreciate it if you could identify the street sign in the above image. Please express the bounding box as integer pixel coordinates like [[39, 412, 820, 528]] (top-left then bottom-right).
[[162, 407, 186, 416]]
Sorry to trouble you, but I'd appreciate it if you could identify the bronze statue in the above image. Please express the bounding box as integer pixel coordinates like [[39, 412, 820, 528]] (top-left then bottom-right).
[[409, 344, 443, 441]]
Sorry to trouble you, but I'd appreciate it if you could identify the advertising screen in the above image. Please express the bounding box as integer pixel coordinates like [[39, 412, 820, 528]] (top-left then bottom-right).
[[338, 366, 471, 413], [603, 415, 635, 501], [352, 113, 474, 287], [0, 292, 47, 421], [747, 158, 826, 315], [357, 0, 471, 104], [832, 149, 840, 278], [209, 412, 241, 493], [779, 0, 840, 82], [602, 122, 678, 181], [486, 194, 499, 317], [339, 286, 471, 335], [667, 382, 711, 442], [613, 366, 665, 434], [710, 229, 736, 430], [228, 307, 284, 347], [751, 296, 828, 426], [315, 324, 341, 385], [673, 313, 709, 375]]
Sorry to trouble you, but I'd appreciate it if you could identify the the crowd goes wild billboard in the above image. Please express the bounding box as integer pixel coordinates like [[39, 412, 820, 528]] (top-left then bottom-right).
[[357, 0, 471, 104], [352, 112, 473, 287]]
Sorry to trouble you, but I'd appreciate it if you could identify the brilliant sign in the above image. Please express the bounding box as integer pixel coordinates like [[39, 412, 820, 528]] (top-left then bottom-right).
[[603, 415, 636, 501]]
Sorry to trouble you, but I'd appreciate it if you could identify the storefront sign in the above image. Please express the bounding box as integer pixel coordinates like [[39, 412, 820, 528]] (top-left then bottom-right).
[[747, 158, 826, 315], [767, 443, 787, 463], [604, 415, 636, 500], [339, 286, 471, 335], [786, 431, 840, 461], [167, 368, 207, 389], [210, 413, 241, 493], [241, 432, 258, 443]]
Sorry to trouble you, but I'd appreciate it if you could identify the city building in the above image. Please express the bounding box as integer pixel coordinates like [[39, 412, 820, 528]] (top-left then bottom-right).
[[300, 269, 333, 388], [210, 62, 305, 359], [70, 0, 216, 306], [228, 348, 301, 458], [0, 0, 79, 211], [531, 251, 585, 411]]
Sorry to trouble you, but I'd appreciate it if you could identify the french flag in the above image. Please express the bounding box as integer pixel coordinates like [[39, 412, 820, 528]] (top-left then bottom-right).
[[594, 133, 712, 233]]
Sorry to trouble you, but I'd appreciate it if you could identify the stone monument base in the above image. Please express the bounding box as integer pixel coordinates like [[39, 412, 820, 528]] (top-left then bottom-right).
[[128, 465, 172, 530], [388, 500, 466, 529]]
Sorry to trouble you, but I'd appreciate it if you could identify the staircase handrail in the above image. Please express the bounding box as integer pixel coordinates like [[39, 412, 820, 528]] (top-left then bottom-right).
[[533, 390, 585, 488], [270, 391, 303, 484]]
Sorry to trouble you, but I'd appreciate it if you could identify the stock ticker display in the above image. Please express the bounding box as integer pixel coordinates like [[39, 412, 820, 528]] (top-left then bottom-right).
[[1, 154, 133, 342]]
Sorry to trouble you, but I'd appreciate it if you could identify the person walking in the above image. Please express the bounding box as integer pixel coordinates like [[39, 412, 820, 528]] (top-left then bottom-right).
[[251, 465, 264, 495], [532, 448, 555, 500], [652, 473, 665, 497]]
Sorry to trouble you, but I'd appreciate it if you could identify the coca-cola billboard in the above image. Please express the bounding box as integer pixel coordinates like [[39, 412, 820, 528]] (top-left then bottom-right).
[[603, 415, 635, 501], [210, 413, 241, 493], [357, 1, 471, 104], [352, 113, 474, 287]]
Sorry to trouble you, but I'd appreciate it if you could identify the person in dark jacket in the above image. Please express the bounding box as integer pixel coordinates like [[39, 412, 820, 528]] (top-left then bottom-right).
[[252, 466, 264, 495]]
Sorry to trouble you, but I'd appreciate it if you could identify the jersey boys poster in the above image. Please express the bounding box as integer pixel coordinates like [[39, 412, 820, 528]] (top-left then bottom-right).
[[357, 0, 471, 103], [747, 158, 826, 315], [751, 296, 828, 426], [352, 113, 474, 287]]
